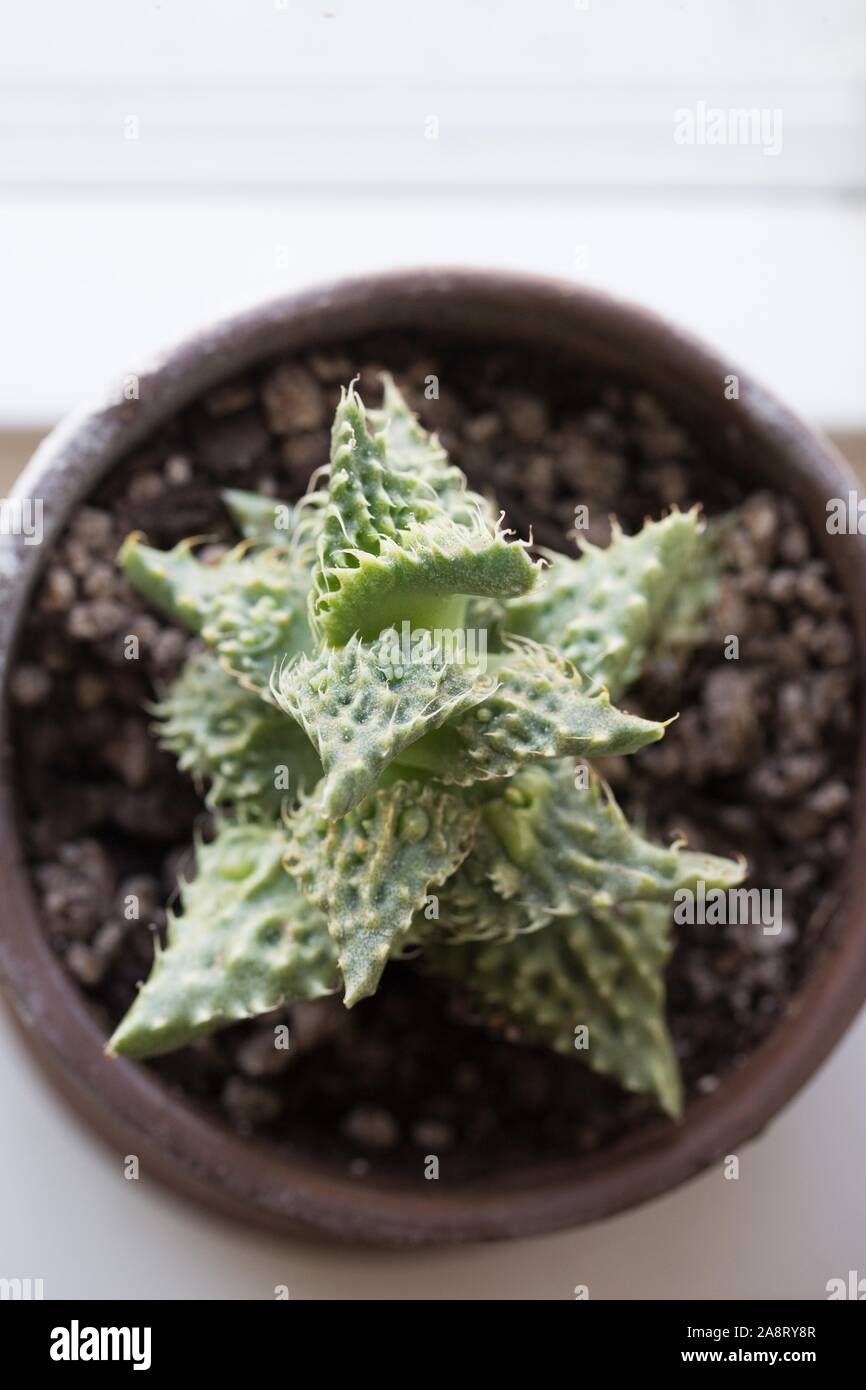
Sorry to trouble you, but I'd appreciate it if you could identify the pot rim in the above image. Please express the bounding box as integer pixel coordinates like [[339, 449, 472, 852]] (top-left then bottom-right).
[[1, 267, 864, 1245]]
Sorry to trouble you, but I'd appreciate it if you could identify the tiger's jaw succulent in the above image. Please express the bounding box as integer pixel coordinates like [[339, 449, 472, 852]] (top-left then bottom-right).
[[109, 373, 745, 1118]]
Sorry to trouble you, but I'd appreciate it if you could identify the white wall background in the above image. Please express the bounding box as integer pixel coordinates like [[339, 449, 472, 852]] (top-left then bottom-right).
[[1, 0, 864, 427]]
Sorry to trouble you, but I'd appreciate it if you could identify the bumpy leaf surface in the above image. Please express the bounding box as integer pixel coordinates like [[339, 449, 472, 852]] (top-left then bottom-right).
[[309, 384, 538, 644], [477, 761, 743, 919], [420, 760, 742, 1113], [154, 651, 321, 814], [108, 823, 338, 1058], [503, 511, 703, 698], [285, 779, 478, 1005], [120, 537, 313, 693], [367, 374, 495, 527], [424, 900, 683, 1116], [413, 850, 543, 945], [273, 632, 494, 817], [401, 640, 667, 785]]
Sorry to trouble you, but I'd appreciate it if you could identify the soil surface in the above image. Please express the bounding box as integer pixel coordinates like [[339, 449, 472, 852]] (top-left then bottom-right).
[[9, 337, 856, 1182]]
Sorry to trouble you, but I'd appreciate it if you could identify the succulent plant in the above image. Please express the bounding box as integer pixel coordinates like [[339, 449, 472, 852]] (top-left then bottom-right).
[[108, 375, 744, 1117]]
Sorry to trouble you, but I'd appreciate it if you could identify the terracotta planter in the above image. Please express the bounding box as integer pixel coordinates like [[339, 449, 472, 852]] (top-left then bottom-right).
[[1, 269, 864, 1245]]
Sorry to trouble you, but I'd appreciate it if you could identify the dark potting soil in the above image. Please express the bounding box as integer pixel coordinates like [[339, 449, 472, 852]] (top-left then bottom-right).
[[9, 337, 857, 1183]]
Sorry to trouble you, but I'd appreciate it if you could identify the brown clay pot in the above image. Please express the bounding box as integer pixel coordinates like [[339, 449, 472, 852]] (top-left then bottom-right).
[[1, 269, 864, 1245]]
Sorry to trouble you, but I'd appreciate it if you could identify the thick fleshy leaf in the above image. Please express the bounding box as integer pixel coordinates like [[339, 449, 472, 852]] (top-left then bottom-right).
[[120, 533, 243, 632], [503, 510, 703, 699], [419, 759, 743, 941], [646, 521, 724, 669], [154, 652, 321, 814], [222, 488, 297, 545], [309, 384, 538, 644], [412, 849, 545, 946], [272, 632, 494, 818], [199, 561, 312, 694], [367, 374, 496, 527], [120, 536, 313, 693], [107, 823, 338, 1059], [401, 640, 667, 785], [478, 761, 744, 918], [416, 759, 742, 1116], [222, 486, 332, 572], [423, 900, 683, 1117], [284, 779, 478, 1005]]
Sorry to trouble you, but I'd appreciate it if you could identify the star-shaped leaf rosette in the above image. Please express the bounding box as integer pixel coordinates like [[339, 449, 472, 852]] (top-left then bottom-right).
[[108, 376, 744, 1117]]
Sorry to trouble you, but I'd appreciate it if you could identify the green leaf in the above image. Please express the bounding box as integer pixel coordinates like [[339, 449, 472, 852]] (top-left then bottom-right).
[[120, 533, 239, 632], [367, 374, 496, 527], [672, 848, 747, 894], [272, 632, 494, 818], [154, 651, 321, 814], [416, 755, 733, 1115], [222, 489, 296, 545], [417, 760, 742, 1114], [646, 520, 724, 668], [423, 899, 683, 1117], [503, 510, 703, 699], [415, 771, 745, 951], [120, 536, 313, 693], [199, 559, 312, 694], [402, 640, 667, 785], [477, 761, 744, 919], [414, 848, 545, 946], [309, 384, 538, 644], [284, 779, 478, 1005], [107, 822, 338, 1059]]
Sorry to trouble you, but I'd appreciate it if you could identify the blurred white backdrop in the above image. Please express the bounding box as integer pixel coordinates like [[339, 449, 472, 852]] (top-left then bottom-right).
[[1, 0, 864, 427]]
